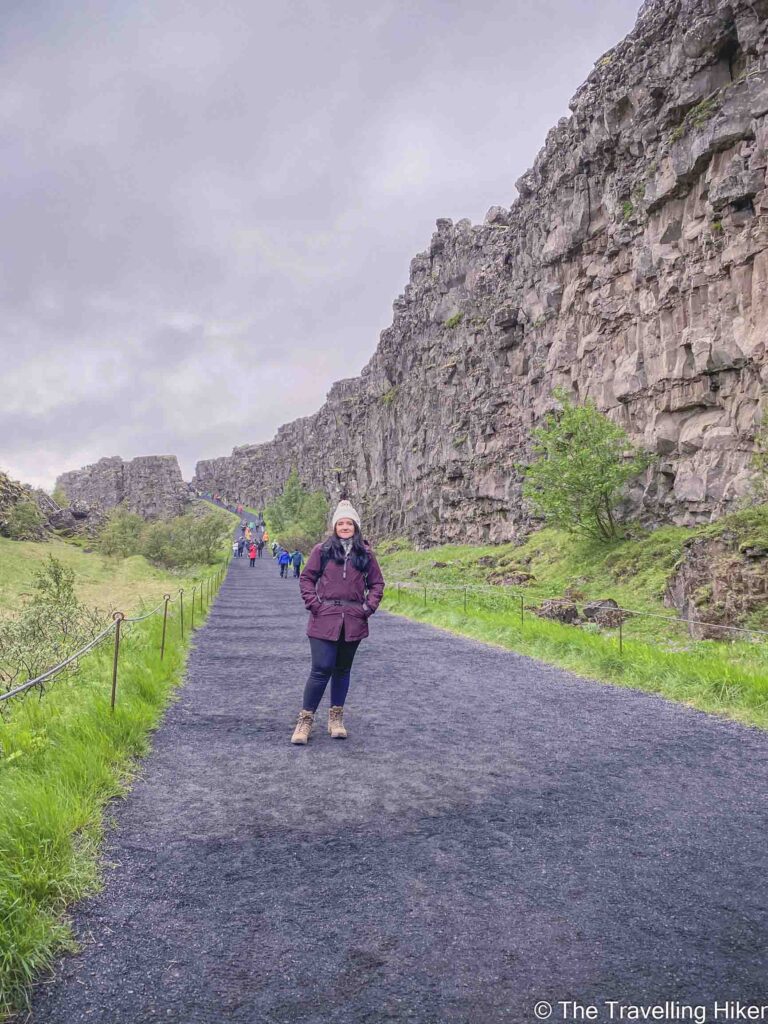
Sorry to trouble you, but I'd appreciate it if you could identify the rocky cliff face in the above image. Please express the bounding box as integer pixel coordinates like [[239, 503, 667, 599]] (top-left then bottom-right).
[[195, 0, 768, 547], [57, 456, 189, 520]]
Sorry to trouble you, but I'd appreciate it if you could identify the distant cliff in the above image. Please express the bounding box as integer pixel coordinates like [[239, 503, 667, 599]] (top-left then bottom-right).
[[57, 456, 189, 520], [194, 0, 768, 546]]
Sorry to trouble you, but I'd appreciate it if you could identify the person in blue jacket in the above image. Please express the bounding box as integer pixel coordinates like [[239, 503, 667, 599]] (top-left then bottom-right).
[[278, 548, 292, 578], [291, 549, 303, 578]]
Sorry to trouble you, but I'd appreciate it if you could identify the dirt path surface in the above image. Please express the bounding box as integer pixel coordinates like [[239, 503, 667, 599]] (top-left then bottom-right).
[[31, 551, 768, 1022]]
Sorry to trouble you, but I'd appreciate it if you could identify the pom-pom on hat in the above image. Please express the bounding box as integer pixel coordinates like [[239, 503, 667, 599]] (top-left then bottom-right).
[[332, 499, 361, 530]]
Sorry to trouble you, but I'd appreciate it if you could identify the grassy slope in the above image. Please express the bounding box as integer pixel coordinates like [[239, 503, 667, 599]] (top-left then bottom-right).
[[376, 507, 768, 728], [0, 536, 212, 619]]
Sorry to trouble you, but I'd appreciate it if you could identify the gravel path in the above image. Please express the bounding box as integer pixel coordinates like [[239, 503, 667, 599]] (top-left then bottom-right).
[[30, 551, 768, 1022]]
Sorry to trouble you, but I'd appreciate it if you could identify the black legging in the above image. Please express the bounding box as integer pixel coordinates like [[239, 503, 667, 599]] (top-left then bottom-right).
[[302, 623, 361, 712]]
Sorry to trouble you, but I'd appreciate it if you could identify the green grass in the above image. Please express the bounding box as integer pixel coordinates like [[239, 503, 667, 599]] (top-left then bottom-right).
[[377, 510, 768, 728], [0, 535, 221, 620], [0, 574, 224, 1019]]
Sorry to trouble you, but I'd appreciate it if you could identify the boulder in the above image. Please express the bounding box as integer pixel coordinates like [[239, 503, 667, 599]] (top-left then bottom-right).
[[535, 599, 580, 625]]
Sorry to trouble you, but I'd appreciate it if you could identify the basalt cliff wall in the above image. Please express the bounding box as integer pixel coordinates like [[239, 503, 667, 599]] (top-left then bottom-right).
[[194, 0, 768, 546], [57, 456, 189, 520]]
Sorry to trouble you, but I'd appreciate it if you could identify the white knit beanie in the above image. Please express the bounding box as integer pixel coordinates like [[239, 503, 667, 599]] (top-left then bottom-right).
[[332, 499, 361, 530]]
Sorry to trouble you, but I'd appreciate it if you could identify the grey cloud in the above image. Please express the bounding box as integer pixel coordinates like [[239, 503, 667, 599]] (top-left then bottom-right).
[[0, 0, 643, 490]]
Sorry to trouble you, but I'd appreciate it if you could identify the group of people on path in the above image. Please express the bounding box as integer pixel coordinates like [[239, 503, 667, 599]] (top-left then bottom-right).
[[232, 536, 265, 564], [274, 544, 303, 578], [231, 518, 269, 566]]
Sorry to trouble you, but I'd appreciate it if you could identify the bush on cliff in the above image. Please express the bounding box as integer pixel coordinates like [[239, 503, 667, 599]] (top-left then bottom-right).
[[4, 498, 46, 541], [521, 389, 652, 541]]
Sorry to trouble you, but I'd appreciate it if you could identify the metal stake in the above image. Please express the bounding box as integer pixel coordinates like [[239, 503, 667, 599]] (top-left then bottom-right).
[[464, 587, 467, 612], [424, 585, 427, 607], [179, 589, 184, 639], [191, 586, 196, 630], [619, 619, 623, 655], [160, 594, 170, 660], [110, 612, 124, 711]]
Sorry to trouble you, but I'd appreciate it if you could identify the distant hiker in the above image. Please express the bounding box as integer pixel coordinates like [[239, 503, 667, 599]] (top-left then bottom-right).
[[237, 538, 245, 557], [291, 549, 303, 578], [278, 548, 291, 578], [271, 541, 278, 558], [245, 527, 252, 542], [232, 541, 238, 558], [257, 539, 265, 558], [291, 499, 385, 745], [249, 542, 257, 567]]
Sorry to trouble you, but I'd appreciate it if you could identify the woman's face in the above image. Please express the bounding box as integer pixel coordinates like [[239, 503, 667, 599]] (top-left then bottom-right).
[[335, 517, 356, 539]]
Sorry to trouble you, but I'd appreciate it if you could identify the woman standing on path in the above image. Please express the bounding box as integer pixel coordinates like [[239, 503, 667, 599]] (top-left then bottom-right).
[[248, 541, 257, 567], [291, 499, 385, 745]]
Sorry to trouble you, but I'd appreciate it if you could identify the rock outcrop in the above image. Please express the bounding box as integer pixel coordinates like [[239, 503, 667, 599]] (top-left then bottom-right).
[[665, 530, 768, 637], [0, 471, 27, 527], [195, 0, 768, 547], [57, 456, 189, 520]]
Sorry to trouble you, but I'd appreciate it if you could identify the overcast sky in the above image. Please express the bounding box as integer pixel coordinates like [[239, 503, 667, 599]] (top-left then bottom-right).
[[1, 0, 642, 490]]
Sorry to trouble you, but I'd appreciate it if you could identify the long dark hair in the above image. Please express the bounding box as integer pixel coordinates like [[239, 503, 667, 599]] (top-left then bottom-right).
[[321, 524, 370, 573]]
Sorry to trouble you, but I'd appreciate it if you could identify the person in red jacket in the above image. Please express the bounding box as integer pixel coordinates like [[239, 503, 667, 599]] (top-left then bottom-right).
[[248, 541, 257, 566], [292, 499, 385, 744]]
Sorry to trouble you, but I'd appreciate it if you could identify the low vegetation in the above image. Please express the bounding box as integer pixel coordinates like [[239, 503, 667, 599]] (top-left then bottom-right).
[[98, 507, 232, 567]]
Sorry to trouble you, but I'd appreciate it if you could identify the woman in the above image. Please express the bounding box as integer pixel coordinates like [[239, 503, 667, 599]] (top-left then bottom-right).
[[248, 541, 257, 567], [292, 499, 385, 744]]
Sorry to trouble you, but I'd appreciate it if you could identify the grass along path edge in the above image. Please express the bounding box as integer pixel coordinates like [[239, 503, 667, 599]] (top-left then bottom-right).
[[380, 589, 768, 731], [0, 571, 224, 1019]]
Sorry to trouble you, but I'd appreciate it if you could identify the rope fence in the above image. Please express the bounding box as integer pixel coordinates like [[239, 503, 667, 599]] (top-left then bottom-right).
[[386, 578, 768, 652], [0, 560, 230, 711]]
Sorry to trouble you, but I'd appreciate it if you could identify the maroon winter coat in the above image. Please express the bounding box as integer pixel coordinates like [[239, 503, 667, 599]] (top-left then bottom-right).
[[299, 540, 385, 641]]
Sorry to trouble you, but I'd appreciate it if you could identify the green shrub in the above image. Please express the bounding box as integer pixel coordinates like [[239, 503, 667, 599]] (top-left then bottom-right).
[[0, 556, 106, 692], [445, 312, 464, 329], [265, 469, 329, 549], [98, 510, 230, 568], [4, 499, 45, 541], [520, 388, 652, 541], [140, 512, 230, 568], [98, 510, 145, 558]]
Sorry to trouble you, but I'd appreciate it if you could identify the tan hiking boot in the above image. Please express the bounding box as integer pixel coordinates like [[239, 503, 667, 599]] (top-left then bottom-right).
[[291, 710, 315, 745], [328, 705, 347, 739]]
